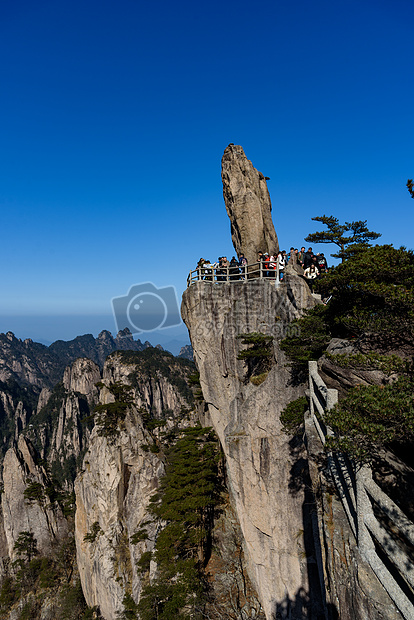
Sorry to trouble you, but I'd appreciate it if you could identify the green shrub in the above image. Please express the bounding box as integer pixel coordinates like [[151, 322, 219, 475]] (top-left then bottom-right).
[[325, 376, 414, 462], [94, 382, 133, 440], [24, 482, 46, 506], [237, 332, 274, 379], [0, 576, 19, 611], [280, 397, 308, 435], [136, 551, 152, 574], [83, 521, 102, 543], [130, 529, 149, 544]]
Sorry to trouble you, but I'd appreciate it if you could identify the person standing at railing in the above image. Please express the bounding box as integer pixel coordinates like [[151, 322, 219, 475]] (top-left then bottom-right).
[[201, 258, 214, 281], [196, 257, 205, 281], [269, 253, 277, 279], [221, 256, 230, 281], [278, 250, 287, 281], [303, 247, 314, 269], [229, 256, 240, 280], [216, 257, 224, 281], [298, 246, 306, 269], [316, 252, 328, 273], [238, 253, 247, 280]]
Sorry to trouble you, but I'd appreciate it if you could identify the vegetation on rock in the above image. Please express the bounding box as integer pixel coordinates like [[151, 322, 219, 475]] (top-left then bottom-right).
[[237, 332, 274, 383], [280, 397, 308, 435], [136, 426, 224, 620], [325, 376, 414, 462], [0, 531, 96, 619], [281, 243, 414, 462], [282, 245, 414, 372], [111, 348, 195, 405], [94, 382, 133, 440]]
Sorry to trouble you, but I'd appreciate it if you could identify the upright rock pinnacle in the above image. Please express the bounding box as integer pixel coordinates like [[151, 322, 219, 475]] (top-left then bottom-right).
[[221, 144, 279, 263]]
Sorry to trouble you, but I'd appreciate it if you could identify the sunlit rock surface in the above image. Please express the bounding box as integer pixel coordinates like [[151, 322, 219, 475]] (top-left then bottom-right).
[[182, 275, 318, 619], [221, 144, 279, 263]]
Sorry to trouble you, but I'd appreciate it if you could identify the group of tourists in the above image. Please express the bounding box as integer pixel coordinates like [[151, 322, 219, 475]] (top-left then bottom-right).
[[194, 246, 328, 289], [196, 256, 246, 281], [296, 246, 329, 290]]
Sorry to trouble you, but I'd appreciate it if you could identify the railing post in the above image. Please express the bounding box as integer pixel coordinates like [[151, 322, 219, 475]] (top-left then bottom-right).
[[309, 361, 317, 417], [259, 260, 263, 279], [326, 389, 338, 412], [356, 466, 373, 554]]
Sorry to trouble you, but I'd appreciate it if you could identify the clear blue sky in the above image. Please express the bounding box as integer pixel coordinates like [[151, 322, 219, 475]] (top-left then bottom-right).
[[1, 0, 413, 348]]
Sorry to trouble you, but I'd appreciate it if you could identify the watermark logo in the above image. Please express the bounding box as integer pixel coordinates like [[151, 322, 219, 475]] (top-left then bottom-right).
[[112, 282, 182, 336]]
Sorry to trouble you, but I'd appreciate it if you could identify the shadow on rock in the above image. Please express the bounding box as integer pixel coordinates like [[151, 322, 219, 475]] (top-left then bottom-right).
[[274, 587, 338, 619]]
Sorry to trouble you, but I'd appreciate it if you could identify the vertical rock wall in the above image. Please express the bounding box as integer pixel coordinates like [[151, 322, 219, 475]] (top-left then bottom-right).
[[75, 407, 163, 619], [182, 274, 320, 619]]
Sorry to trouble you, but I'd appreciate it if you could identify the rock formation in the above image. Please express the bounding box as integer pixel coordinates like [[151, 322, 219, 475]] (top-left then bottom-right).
[[1, 436, 69, 565], [75, 405, 164, 618], [221, 144, 279, 263], [74, 349, 197, 618], [0, 329, 151, 391], [182, 275, 318, 619]]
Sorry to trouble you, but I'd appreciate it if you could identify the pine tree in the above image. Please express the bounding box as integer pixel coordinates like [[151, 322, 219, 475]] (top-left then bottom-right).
[[305, 215, 381, 261]]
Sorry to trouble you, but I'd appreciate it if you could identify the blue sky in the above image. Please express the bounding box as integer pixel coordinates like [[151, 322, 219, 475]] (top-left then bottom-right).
[[0, 0, 413, 350]]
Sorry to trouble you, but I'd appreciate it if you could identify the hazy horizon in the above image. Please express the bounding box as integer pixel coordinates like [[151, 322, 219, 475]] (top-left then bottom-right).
[[1, 0, 412, 344]]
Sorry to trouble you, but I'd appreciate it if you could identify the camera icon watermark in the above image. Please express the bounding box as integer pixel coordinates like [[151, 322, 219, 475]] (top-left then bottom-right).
[[112, 282, 182, 336]]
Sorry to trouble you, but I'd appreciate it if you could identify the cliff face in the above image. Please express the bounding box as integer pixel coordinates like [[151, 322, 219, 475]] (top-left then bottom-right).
[[0, 357, 99, 584], [75, 405, 163, 618], [0, 345, 204, 619], [74, 349, 197, 619], [1, 436, 69, 565], [182, 272, 319, 619]]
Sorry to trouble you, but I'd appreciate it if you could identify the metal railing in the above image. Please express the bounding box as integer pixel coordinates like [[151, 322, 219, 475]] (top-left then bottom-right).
[[308, 361, 414, 619], [187, 261, 281, 287]]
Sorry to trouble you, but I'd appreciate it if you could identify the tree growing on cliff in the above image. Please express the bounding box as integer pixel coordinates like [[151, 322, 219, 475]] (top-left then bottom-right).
[[137, 426, 223, 620], [324, 375, 414, 462], [282, 244, 414, 372], [94, 382, 133, 440], [237, 332, 274, 384], [281, 244, 414, 461], [305, 215, 381, 261], [407, 179, 414, 199]]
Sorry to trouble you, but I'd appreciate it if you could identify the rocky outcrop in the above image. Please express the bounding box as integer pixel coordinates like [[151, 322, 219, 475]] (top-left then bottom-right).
[[74, 349, 196, 619], [103, 350, 194, 417], [178, 344, 193, 360], [0, 332, 56, 389], [221, 144, 279, 263], [75, 405, 163, 619], [0, 436, 69, 566], [182, 277, 318, 619], [0, 329, 152, 391], [318, 338, 400, 397], [63, 357, 100, 404]]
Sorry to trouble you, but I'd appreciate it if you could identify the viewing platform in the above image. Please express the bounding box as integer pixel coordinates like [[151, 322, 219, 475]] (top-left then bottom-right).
[[187, 261, 281, 287]]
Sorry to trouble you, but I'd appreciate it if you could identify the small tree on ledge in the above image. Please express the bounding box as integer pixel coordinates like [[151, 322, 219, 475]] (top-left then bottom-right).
[[305, 215, 381, 262], [237, 332, 274, 384]]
